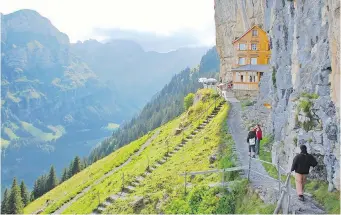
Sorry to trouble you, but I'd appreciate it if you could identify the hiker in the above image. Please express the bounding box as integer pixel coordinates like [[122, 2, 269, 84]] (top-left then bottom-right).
[[290, 145, 318, 201], [247, 127, 257, 158], [254, 124, 262, 156]]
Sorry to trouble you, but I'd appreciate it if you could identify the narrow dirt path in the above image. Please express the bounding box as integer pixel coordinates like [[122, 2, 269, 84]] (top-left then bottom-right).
[[227, 100, 325, 214], [52, 129, 160, 214]]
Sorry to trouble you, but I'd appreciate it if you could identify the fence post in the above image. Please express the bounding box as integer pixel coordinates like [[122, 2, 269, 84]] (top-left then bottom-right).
[[222, 168, 225, 186], [247, 155, 251, 181], [184, 171, 187, 195], [277, 159, 281, 194], [121, 172, 125, 192], [166, 140, 169, 156]]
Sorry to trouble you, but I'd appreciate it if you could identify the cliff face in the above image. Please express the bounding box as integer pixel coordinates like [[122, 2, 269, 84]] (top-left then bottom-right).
[[215, 0, 340, 191]]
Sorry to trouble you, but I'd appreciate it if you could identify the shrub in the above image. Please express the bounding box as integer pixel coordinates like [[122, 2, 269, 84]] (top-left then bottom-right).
[[301, 92, 319, 99], [184, 93, 195, 110]]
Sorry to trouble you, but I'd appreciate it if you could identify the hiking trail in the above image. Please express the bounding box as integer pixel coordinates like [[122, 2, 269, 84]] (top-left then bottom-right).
[[227, 99, 325, 214]]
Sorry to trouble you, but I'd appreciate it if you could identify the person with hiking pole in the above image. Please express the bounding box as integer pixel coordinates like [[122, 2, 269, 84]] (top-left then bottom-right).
[[247, 127, 257, 158], [290, 144, 318, 201]]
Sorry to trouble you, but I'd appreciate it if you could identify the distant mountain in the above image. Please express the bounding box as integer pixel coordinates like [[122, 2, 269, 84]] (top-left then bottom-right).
[[89, 46, 220, 161], [0, 9, 209, 190], [71, 39, 209, 109]]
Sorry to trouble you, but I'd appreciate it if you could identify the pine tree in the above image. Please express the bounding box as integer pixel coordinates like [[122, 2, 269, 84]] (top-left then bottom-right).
[[47, 166, 58, 191], [8, 178, 23, 214], [1, 188, 10, 214], [61, 168, 68, 182], [68, 160, 74, 178], [20, 181, 30, 206], [32, 180, 39, 200], [72, 156, 81, 175]]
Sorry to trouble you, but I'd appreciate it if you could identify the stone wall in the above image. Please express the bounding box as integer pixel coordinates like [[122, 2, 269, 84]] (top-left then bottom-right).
[[215, 0, 340, 191]]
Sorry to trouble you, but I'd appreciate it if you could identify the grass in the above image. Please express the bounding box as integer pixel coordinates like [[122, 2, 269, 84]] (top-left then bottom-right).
[[62, 89, 221, 214], [259, 135, 278, 179], [101, 101, 274, 214], [101, 102, 229, 214], [304, 180, 340, 214], [20, 122, 65, 142], [241, 100, 253, 111], [24, 132, 154, 214]]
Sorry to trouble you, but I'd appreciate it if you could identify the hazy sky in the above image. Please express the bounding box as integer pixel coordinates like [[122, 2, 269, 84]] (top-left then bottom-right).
[[0, 0, 216, 47]]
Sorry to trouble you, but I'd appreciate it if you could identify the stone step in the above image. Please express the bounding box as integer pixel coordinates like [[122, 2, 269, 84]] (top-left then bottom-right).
[[135, 176, 145, 182], [95, 206, 106, 213], [119, 191, 129, 197], [99, 200, 112, 207], [130, 181, 140, 187], [142, 171, 151, 177], [159, 158, 167, 163], [123, 185, 135, 193]]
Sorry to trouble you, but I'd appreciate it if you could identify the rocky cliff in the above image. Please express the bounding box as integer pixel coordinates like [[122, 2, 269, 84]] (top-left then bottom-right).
[[214, 0, 340, 191]]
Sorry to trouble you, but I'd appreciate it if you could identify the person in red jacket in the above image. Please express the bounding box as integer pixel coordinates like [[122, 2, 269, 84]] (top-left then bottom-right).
[[254, 124, 262, 156]]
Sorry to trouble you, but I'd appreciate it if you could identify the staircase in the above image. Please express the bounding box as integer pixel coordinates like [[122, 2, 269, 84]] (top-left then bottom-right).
[[92, 101, 226, 214]]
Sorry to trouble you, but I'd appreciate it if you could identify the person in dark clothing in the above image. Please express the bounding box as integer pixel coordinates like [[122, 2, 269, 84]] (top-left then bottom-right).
[[290, 145, 318, 201], [247, 127, 257, 158]]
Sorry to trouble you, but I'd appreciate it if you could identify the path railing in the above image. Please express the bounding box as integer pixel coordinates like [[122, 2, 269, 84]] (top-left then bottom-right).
[[180, 157, 292, 214]]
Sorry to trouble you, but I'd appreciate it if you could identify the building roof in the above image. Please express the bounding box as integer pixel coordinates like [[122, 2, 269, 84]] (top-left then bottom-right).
[[231, 64, 271, 72], [232, 25, 267, 44]]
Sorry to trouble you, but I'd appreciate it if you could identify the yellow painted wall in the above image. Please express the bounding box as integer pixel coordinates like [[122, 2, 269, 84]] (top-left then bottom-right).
[[232, 26, 271, 68]]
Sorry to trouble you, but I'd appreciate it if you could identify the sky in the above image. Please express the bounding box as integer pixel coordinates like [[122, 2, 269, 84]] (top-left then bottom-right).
[[0, 0, 216, 50]]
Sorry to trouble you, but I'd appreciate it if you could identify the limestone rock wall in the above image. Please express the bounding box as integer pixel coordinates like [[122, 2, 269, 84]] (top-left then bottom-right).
[[215, 0, 340, 191], [214, 0, 264, 82]]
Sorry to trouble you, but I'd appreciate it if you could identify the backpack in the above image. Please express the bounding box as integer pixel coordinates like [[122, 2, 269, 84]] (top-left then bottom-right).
[[249, 137, 256, 145]]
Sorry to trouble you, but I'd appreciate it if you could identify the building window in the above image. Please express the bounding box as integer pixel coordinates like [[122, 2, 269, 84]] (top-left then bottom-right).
[[238, 58, 246, 65], [239, 43, 247, 50], [252, 30, 258, 36], [251, 44, 257, 50], [251, 58, 257, 65]]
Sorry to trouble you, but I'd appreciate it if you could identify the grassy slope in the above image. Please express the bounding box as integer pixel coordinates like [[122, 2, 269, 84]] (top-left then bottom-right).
[[63, 89, 222, 214], [259, 136, 340, 214], [102, 101, 274, 214], [24, 132, 154, 214]]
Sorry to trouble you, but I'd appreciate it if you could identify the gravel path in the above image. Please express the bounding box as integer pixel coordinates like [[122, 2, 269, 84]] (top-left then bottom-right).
[[227, 100, 325, 214], [52, 129, 160, 214]]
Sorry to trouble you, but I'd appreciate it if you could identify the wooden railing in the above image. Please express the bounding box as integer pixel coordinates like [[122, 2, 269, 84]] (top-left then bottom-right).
[[180, 156, 293, 214]]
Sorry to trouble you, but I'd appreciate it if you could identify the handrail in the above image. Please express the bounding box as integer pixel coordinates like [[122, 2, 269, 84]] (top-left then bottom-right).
[[273, 173, 291, 214]]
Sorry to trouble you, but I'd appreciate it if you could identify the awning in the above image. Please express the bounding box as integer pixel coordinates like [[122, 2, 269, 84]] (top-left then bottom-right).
[[231, 64, 271, 73]]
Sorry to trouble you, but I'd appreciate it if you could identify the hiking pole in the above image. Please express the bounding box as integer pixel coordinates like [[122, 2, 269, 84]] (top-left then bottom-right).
[[184, 171, 187, 195]]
